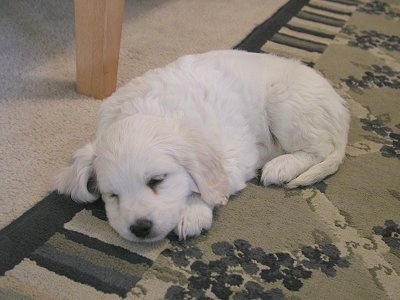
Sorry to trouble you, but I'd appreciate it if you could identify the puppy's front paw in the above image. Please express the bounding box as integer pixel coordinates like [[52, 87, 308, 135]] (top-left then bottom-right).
[[174, 194, 214, 240]]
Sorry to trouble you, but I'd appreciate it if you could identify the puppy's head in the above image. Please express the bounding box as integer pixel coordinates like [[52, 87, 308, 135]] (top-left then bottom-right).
[[54, 114, 228, 242]]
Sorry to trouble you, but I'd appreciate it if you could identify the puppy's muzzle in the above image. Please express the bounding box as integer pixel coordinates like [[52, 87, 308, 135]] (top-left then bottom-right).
[[130, 219, 153, 238]]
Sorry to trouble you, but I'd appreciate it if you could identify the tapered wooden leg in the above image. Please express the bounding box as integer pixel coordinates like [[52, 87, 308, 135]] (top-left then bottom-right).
[[74, 0, 125, 99]]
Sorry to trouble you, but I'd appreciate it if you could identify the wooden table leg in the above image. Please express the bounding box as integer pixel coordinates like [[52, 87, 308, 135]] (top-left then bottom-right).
[[74, 0, 125, 99]]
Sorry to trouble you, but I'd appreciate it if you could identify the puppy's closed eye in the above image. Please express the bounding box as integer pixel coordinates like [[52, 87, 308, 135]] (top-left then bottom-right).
[[103, 193, 119, 204], [147, 175, 165, 191]]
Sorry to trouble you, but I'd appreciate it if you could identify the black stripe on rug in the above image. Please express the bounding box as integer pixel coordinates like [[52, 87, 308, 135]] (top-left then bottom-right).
[[59, 228, 152, 265], [235, 0, 310, 52], [0, 192, 83, 275]]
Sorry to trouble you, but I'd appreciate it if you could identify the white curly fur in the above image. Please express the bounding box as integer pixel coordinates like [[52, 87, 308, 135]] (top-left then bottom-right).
[[54, 50, 350, 242]]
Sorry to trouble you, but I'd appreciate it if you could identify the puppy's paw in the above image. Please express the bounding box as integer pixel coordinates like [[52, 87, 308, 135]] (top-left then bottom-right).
[[174, 194, 214, 240], [261, 155, 301, 186]]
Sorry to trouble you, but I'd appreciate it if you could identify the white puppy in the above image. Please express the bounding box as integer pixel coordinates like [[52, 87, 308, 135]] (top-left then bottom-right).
[[54, 50, 349, 243]]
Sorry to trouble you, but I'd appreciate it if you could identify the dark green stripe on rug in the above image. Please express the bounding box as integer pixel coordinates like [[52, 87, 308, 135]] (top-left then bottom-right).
[[296, 10, 346, 27], [307, 3, 353, 15], [29, 231, 151, 297], [285, 24, 336, 39], [271, 33, 328, 53]]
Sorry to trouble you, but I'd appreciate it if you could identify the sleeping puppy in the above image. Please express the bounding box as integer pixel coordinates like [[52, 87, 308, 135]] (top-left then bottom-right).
[[54, 50, 350, 243]]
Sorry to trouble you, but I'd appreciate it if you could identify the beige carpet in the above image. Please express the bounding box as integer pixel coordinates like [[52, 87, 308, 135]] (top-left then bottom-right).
[[0, 0, 287, 229]]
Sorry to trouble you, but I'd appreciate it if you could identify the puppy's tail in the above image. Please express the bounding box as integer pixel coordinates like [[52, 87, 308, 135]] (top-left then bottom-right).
[[286, 144, 346, 189]]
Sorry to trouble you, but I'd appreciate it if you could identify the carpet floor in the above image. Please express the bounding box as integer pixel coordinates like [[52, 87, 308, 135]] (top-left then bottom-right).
[[1, 0, 400, 299]]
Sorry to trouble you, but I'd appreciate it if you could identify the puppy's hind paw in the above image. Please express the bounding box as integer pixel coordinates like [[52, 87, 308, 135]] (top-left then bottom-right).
[[261, 157, 295, 187], [174, 194, 214, 240], [261, 153, 316, 187]]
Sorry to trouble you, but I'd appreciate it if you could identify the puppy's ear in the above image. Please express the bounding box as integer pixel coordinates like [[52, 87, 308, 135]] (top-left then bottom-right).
[[53, 143, 99, 203], [173, 128, 229, 207]]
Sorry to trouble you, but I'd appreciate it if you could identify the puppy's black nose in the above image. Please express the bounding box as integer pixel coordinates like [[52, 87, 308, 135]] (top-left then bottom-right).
[[130, 219, 153, 238]]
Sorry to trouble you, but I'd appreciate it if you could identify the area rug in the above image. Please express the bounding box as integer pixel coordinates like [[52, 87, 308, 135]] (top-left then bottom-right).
[[1, 0, 400, 299]]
